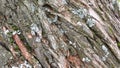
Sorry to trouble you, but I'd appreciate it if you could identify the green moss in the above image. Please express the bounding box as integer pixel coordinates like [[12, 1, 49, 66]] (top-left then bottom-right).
[[117, 42, 120, 47], [68, 46, 77, 55], [7, 31, 15, 44], [12, 25, 19, 31], [14, 46, 20, 51], [9, 37, 14, 43], [9, 23, 19, 31], [42, 30, 46, 35], [109, 26, 113, 34]]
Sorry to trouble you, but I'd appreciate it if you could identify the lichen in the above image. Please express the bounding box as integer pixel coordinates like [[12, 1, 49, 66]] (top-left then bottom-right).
[[102, 45, 108, 53], [86, 17, 95, 27], [53, 15, 58, 23], [118, 0, 120, 10], [77, 21, 82, 26], [61, 0, 67, 5], [30, 23, 40, 33], [35, 37, 41, 42], [101, 45, 109, 61], [71, 8, 88, 19], [12, 30, 21, 35], [69, 41, 72, 44], [11, 60, 32, 68], [82, 57, 91, 62]]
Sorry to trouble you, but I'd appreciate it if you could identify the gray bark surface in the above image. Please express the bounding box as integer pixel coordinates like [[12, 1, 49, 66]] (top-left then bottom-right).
[[0, 0, 120, 68]]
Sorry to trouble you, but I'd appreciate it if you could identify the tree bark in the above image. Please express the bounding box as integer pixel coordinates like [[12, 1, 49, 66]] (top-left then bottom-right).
[[0, 0, 120, 68]]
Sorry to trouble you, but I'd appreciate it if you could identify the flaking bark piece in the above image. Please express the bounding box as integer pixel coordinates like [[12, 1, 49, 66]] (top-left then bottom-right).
[[13, 34, 35, 64]]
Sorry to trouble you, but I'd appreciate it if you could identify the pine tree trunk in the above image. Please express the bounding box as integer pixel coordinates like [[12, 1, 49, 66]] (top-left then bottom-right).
[[0, 0, 120, 68]]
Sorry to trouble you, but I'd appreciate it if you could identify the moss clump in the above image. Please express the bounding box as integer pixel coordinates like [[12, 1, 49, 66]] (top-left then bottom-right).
[[117, 42, 120, 47], [14, 46, 20, 51]]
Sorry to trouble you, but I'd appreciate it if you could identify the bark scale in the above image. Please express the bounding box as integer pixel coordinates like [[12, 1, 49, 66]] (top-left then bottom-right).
[[0, 0, 120, 68]]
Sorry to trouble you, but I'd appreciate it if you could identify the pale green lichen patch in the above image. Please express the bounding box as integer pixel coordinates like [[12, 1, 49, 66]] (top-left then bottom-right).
[[118, 0, 120, 10], [82, 57, 91, 62], [108, 26, 113, 34], [118, 0, 120, 2], [101, 45, 109, 61], [86, 18, 96, 27], [30, 23, 42, 42], [71, 8, 88, 19]]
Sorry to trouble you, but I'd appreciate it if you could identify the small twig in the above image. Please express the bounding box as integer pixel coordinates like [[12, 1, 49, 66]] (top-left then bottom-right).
[[13, 34, 34, 64]]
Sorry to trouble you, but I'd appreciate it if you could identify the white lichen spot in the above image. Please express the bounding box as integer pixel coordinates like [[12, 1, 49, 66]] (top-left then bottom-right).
[[102, 57, 106, 61], [4, 29, 9, 35], [16, 30, 21, 35], [10, 56, 13, 59], [47, 18, 53, 24], [30, 3, 35, 12], [53, 15, 58, 23], [30, 23, 42, 42], [101, 45, 109, 61], [72, 9, 78, 14], [93, 46, 96, 50], [105, 52, 109, 57], [82, 57, 91, 62], [35, 37, 41, 42], [102, 45, 108, 53], [2, 53, 6, 57], [19, 60, 32, 68], [86, 18, 95, 27], [61, 45, 65, 47], [60, 29, 64, 34], [31, 30, 35, 36], [48, 35, 58, 50], [48, 15, 58, 24], [12, 66, 19, 68], [38, 31, 42, 39], [61, 0, 67, 5], [69, 26, 74, 29], [112, 0, 117, 4], [30, 23, 39, 32], [74, 45, 77, 48], [69, 41, 72, 44], [12, 31, 17, 35], [72, 8, 88, 18], [12, 30, 21, 35], [77, 21, 82, 26], [79, 8, 88, 18]]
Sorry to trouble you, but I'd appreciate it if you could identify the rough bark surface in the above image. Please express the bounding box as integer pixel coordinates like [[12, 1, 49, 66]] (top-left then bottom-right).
[[0, 0, 120, 68]]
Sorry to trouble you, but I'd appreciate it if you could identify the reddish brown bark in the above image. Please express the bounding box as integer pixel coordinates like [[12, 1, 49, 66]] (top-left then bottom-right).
[[13, 34, 33, 64]]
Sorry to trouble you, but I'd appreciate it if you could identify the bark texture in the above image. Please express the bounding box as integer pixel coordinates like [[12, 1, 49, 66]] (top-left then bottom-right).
[[0, 0, 120, 68]]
